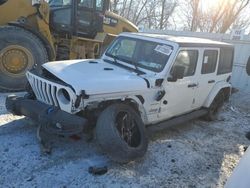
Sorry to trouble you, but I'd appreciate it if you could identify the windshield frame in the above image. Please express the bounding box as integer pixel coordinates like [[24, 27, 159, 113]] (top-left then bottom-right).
[[105, 36, 174, 73]]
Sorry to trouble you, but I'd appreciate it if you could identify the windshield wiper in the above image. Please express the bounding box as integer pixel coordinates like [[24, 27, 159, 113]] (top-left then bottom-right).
[[104, 53, 146, 75], [132, 61, 143, 75]]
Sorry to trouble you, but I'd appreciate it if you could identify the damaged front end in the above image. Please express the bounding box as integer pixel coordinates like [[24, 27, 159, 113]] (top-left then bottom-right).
[[26, 69, 82, 114], [6, 95, 89, 136], [5, 69, 89, 136]]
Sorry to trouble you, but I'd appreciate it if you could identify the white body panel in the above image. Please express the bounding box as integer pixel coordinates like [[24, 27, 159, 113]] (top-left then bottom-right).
[[141, 29, 250, 92], [194, 48, 220, 108], [225, 148, 250, 188], [159, 77, 197, 120], [43, 59, 148, 95], [27, 33, 233, 125]]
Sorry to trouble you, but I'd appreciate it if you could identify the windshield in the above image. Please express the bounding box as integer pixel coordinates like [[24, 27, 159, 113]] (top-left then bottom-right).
[[105, 37, 173, 73]]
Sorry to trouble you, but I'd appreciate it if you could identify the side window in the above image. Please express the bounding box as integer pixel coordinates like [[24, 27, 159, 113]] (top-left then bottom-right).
[[202, 50, 218, 74], [96, 0, 104, 11], [78, 0, 94, 8], [217, 48, 234, 75], [171, 50, 198, 77], [247, 57, 250, 76]]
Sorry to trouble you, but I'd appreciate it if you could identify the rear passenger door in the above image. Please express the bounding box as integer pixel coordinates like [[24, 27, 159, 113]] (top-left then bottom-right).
[[194, 48, 220, 108]]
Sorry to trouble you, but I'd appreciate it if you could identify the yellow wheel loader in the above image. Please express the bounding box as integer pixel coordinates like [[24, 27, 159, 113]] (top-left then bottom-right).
[[0, 0, 137, 91]]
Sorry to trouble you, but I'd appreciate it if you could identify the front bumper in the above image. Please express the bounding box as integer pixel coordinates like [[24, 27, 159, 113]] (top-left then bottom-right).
[[5, 95, 88, 136]]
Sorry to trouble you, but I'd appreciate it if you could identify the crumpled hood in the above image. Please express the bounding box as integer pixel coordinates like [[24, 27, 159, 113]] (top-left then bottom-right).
[[42, 59, 148, 95]]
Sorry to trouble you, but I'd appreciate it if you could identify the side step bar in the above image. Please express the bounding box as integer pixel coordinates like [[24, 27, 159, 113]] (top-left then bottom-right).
[[147, 109, 208, 133]]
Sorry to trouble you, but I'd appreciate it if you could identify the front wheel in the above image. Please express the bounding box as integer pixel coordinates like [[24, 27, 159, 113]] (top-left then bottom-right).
[[96, 103, 148, 163]]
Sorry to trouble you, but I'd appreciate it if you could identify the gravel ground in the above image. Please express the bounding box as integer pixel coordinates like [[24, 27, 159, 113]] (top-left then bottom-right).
[[0, 91, 249, 188]]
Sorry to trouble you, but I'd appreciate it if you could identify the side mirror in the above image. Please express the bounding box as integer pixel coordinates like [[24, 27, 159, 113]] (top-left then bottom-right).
[[168, 65, 185, 82]]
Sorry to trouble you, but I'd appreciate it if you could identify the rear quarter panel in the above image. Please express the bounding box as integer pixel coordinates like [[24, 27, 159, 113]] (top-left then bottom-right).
[[203, 78, 232, 108]]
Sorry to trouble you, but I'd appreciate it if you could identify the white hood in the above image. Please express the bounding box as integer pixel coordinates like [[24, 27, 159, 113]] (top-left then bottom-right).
[[42, 59, 148, 95]]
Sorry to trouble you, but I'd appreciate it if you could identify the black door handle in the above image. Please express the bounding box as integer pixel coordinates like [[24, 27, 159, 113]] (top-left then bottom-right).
[[188, 83, 197, 88], [208, 80, 215, 84]]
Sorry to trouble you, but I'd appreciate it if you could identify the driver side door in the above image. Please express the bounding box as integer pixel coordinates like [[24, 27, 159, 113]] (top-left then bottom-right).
[[158, 48, 200, 121]]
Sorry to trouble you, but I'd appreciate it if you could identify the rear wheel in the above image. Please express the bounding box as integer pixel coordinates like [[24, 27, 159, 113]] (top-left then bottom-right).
[[96, 103, 148, 163], [0, 26, 48, 91], [203, 91, 225, 121]]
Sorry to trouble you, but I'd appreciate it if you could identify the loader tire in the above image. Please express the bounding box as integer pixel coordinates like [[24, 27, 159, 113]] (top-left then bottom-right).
[[96, 103, 148, 163], [0, 25, 48, 92]]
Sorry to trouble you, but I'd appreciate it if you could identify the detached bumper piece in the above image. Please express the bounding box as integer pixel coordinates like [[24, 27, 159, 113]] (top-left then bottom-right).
[[5, 95, 88, 136]]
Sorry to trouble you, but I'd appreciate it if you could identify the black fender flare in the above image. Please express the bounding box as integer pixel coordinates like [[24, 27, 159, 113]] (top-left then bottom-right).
[[7, 21, 56, 61]]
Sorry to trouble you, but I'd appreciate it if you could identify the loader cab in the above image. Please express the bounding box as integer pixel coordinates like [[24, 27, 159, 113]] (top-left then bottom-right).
[[49, 0, 109, 38]]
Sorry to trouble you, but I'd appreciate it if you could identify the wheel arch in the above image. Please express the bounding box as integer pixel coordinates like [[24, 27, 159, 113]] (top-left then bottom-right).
[[7, 22, 56, 61], [96, 96, 148, 124], [203, 82, 232, 108], [124, 96, 148, 124]]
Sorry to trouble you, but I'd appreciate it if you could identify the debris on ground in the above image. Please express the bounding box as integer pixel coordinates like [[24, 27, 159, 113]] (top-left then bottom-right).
[[245, 132, 250, 141], [88, 166, 108, 176], [243, 146, 248, 152]]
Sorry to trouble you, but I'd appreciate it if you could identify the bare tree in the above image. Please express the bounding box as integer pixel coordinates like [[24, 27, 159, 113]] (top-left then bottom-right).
[[159, 0, 166, 29], [190, 0, 200, 31], [183, 0, 250, 33], [158, 0, 177, 30], [111, 0, 120, 12], [110, 0, 178, 29], [208, 1, 227, 32], [220, 0, 250, 33], [110, 0, 249, 33]]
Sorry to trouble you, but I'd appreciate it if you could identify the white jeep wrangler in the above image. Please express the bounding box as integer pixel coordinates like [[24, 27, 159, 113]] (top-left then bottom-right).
[[6, 33, 234, 163]]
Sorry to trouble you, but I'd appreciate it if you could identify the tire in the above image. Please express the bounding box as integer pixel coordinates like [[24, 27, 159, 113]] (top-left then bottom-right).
[[0, 25, 48, 91], [96, 103, 148, 163], [203, 91, 225, 121]]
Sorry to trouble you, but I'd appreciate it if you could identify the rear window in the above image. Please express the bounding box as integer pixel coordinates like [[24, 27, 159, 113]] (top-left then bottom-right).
[[202, 50, 218, 74], [217, 47, 234, 75]]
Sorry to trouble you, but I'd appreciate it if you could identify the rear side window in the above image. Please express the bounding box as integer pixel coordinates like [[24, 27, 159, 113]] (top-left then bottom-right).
[[171, 50, 198, 77], [202, 50, 218, 74], [217, 47, 234, 75]]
